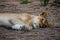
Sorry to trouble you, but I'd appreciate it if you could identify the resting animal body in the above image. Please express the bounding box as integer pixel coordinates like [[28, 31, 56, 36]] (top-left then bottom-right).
[[0, 12, 49, 30]]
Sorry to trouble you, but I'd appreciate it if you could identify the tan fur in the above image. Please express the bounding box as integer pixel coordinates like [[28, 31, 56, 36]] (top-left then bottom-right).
[[0, 12, 49, 30]]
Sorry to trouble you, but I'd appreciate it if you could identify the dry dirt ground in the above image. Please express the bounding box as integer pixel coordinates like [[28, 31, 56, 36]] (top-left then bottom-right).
[[0, 0, 60, 40]]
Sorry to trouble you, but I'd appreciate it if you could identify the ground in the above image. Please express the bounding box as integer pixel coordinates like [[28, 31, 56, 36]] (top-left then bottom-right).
[[0, 0, 60, 40]]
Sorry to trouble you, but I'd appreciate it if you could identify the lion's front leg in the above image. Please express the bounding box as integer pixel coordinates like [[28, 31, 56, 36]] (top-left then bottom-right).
[[9, 19, 25, 30], [12, 24, 25, 30]]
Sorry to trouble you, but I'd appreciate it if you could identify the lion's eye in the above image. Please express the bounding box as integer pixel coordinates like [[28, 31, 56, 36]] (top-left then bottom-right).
[[41, 18, 45, 24], [41, 19, 44, 21]]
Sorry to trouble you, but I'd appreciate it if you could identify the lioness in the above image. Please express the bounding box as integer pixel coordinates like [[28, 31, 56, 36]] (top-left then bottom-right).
[[0, 12, 49, 30]]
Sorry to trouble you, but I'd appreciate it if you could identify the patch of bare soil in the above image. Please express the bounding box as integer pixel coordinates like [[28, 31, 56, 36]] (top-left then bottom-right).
[[0, 27, 60, 40]]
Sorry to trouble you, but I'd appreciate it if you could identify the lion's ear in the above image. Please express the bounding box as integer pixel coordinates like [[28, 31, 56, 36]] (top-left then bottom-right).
[[40, 12, 47, 18]]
